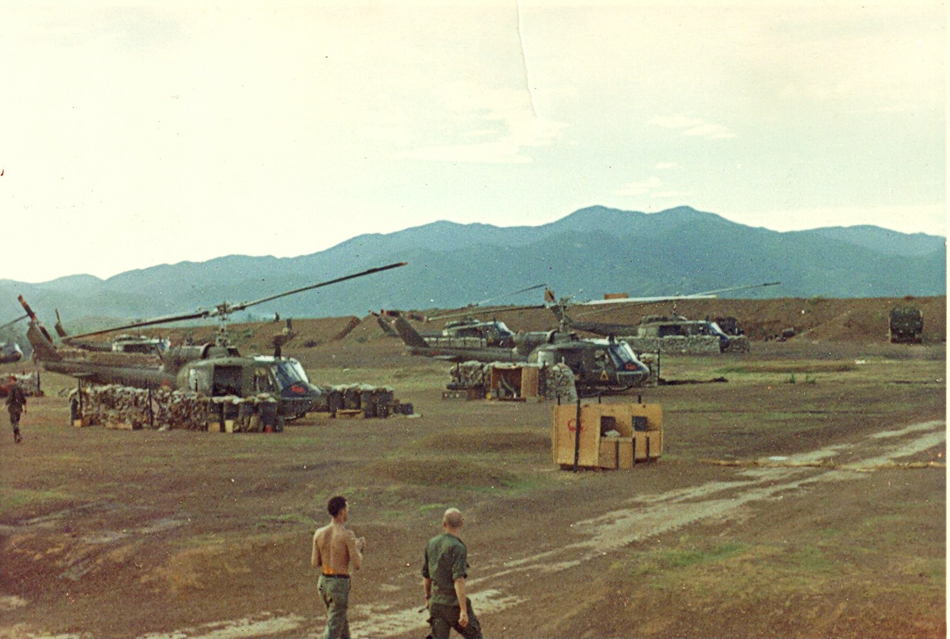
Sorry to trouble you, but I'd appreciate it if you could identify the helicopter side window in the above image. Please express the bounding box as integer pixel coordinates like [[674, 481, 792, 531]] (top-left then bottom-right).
[[658, 325, 684, 337], [212, 365, 243, 397], [594, 349, 608, 367], [188, 368, 212, 394], [254, 369, 276, 393]]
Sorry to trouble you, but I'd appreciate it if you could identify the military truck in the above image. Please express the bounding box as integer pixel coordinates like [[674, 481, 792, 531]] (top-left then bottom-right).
[[889, 307, 923, 344]]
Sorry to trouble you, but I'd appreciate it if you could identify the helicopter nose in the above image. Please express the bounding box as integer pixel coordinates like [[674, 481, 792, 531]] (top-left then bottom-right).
[[281, 382, 323, 417]]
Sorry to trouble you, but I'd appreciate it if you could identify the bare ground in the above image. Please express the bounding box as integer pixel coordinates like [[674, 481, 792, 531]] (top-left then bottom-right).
[[0, 296, 945, 639]]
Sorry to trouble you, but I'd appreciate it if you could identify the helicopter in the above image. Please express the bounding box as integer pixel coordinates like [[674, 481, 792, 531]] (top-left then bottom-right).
[[18, 262, 407, 421], [373, 283, 547, 347], [0, 313, 28, 364], [385, 312, 650, 394], [0, 341, 23, 364], [548, 282, 781, 351], [384, 281, 780, 393]]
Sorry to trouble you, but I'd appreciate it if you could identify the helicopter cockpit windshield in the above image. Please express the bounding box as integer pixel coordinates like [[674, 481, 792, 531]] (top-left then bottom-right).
[[270, 359, 311, 388], [607, 340, 643, 371]]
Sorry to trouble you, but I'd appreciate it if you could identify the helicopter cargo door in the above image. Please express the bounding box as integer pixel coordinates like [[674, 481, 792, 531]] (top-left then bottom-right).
[[212, 365, 243, 396]]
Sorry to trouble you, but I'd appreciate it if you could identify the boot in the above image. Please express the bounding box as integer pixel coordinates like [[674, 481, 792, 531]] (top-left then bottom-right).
[[13, 427, 21, 444]]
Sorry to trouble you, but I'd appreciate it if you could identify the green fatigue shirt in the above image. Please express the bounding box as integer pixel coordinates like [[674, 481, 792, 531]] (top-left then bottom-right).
[[422, 533, 468, 606]]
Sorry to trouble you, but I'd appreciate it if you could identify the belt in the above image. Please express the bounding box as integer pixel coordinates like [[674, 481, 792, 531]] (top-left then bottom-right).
[[322, 573, 350, 579]]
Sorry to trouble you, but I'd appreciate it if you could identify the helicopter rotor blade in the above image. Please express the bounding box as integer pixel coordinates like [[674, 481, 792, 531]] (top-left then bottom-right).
[[65, 310, 213, 341], [224, 262, 408, 314], [429, 303, 547, 323], [425, 283, 549, 322], [469, 283, 548, 309], [569, 282, 781, 308], [0, 313, 29, 331], [61, 262, 409, 340]]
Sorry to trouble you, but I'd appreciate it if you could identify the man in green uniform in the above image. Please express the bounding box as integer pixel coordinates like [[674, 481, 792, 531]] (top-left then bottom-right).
[[6, 376, 26, 444], [422, 508, 482, 639]]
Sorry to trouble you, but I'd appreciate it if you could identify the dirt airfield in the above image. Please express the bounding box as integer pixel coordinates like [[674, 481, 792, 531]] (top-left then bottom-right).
[[0, 296, 946, 639]]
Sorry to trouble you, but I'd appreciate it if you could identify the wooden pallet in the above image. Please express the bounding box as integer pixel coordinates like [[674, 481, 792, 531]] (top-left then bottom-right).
[[442, 388, 483, 400]]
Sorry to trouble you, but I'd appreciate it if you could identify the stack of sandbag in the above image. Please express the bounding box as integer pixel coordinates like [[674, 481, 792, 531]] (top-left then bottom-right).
[[68, 384, 280, 431], [638, 353, 659, 387], [540, 363, 577, 403], [313, 383, 408, 418], [447, 361, 489, 390]]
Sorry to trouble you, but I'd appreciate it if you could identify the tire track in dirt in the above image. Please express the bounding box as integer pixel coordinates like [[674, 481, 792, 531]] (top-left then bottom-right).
[[143, 420, 944, 638]]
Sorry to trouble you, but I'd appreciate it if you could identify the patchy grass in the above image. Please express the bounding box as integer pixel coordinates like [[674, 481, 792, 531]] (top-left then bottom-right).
[[718, 361, 858, 375], [367, 458, 521, 491], [0, 487, 75, 512], [421, 429, 549, 454]]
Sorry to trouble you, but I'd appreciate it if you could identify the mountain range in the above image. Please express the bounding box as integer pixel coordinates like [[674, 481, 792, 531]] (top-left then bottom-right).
[[1, 205, 945, 329]]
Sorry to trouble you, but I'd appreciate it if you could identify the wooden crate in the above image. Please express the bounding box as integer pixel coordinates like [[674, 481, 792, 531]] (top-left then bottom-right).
[[488, 364, 540, 400], [553, 402, 663, 469]]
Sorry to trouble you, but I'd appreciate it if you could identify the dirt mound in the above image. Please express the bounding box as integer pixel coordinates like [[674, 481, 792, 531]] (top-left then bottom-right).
[[136, 297, 945, 352]]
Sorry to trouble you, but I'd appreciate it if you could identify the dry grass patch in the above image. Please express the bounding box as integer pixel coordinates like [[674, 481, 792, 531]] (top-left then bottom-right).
[[367, 458, 519, 490], [422, 429, 549, 454]]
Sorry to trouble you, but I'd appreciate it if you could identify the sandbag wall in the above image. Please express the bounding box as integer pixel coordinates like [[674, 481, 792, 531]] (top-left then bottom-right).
[[622, 335, 750, 354], [446, 361, 578, 403], [68, 384, 279, 432], [312, 384, 412, 418]]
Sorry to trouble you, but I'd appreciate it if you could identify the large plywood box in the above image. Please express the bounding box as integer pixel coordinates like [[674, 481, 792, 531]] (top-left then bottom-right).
[[633, 430, 662, 461], [553, 402, 663, 469], [489, 364, 540, 400], [617, 437, 635, 468], [552, 404, 602, 467], [521, 366, 539, 398]]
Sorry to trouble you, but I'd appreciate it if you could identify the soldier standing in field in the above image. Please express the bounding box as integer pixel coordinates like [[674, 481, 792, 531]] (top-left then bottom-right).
[[311, 495, 365, 639], [422, 508, 483, 639], [6, 376, 26, 444]]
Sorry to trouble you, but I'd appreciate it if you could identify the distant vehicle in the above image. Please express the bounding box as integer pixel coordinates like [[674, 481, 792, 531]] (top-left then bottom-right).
[[635, 315, 739, 352], [373, 283, 547, 345], [889, 307, 924, 344], [18, 262, 407, 421], [0, 313, 28, 364], [0, 341, 23, 364], [549, 282, 779, 341]]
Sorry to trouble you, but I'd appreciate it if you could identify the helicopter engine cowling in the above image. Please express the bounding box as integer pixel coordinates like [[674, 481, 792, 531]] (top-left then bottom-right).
[[164, 343, 240, 371]]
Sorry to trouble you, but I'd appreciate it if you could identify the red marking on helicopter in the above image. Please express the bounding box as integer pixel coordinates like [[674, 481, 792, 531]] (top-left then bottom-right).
[[567, 418, 582, 434], [291, 384, 306, 395]]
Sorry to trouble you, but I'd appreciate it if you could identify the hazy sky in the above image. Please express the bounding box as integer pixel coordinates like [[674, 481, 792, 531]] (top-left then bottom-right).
[[1, 1, 945, 283]]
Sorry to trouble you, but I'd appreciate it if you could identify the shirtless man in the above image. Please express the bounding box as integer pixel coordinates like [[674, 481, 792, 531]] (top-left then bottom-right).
[[311, 496, 365, 639]]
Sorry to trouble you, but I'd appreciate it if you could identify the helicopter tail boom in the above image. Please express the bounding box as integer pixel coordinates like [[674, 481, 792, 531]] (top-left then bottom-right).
[[390, 315, 430, 349], [18, 295, 63, 362]]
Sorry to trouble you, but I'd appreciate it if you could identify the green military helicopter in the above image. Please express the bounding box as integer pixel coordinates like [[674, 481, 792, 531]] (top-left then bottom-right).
[[18, 262, 406, 420]]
